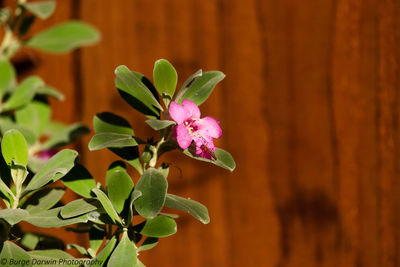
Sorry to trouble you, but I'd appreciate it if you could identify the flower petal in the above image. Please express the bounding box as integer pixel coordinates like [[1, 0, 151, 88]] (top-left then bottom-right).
[[182, 99, 201, 119], [175, 124, 193, 149], [195, 116, 222, 139], [169, 101, 191, 124]]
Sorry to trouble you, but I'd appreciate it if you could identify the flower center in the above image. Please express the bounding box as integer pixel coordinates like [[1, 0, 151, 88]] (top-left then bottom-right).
[[184, 119, 198, 136]]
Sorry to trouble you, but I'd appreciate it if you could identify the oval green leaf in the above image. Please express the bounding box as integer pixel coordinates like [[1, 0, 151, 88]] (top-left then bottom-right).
[[60, 198, 99, 218], [24, 207, 88, 227], [0, 241, 31, 264], [1, 129, 28, 166], [24, 149, 78, 192], [106, 162, 133, 214], [134, 168, 167, 219], [180, 71, 225, 105], [23, 187, 65, 214], [153, 59, 177, 98], [0, 60, 15, 99], [0, 208, 29, 225], [15, 101, 51, 137], [107, 231, 137, 267], [115, 65, 162, 118], [2, 76, 43, 111], [92, 188, 121, 224], [26, 21, 100, 53], [138, 216, 177, 237], [88, 133, 137, 151], [165, 194, 210, 224]]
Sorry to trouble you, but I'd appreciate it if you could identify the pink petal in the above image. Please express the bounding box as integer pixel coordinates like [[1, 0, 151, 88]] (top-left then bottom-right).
[[169, 101, 191, 124], [182, 99, 201, 119], [194, 137, 216, 159], [175, 124, 193, 149], [195, 116, 222, 139]]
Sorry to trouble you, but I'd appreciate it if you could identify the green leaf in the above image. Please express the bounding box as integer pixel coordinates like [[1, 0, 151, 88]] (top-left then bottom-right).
[[15, 101, 51, 137], [24, 149, 78, 192], [108, 231, 137, 267], [20, 233, 40, 250], [92, 236, 116, 264], [60, 198, 99, 218], [67, 243, 88, 256], [93, 112, 133, 135], [0, 177, 13, 201], [125, 189, 142, 227], [0, 60, 15, 99], [88, 133, 137, 151], [106, 162, 133, 214], [134, 168, 167, 219], [26, 21, 100, 53], [0, 241, 31, 264], [175, 69, 202, 102], [35, 85, 64, 100], [92, 188, 121, 224], [61, 163, 96, 198], [138, 216, 177, 237], [24, 1, 56, 19], [1, 129, 28, 166], [115, 65, 163, 118], [0, 117, 37, 146], [153, 59, 177, 98], [41, 123, 89, 150], [183, 147, 236, 172], [137, 237, 158, 252], [92, 113, 143, 174], [2, 76, 43, 111], [24, 207, 88, 227], [29, 249, 74, 259], [23, 187, 64, 214], [165, 194, 210, 224], [0, 208, 29, 225], [180, 71, 225, 105], [28, 249, 79, 266], [145, 119, 175, 131]]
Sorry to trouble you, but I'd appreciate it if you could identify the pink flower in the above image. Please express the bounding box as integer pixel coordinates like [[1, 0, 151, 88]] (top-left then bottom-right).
[[169, 99, 222, 159]]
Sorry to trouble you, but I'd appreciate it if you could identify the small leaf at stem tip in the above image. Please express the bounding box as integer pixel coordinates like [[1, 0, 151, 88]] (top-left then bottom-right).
[[1, 129, 28, 166], [153, 59, 178, 98]]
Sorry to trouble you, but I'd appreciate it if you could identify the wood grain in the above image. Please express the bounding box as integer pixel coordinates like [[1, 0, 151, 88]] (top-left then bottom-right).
[[17, 0, 400, 266]]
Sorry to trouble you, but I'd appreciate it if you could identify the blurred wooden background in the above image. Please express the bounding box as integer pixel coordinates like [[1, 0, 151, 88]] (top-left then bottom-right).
[[15, 0, 400, 266]]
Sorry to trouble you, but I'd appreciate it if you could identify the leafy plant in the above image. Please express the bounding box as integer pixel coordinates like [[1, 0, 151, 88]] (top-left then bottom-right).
[[0, 1, 235, 267]]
